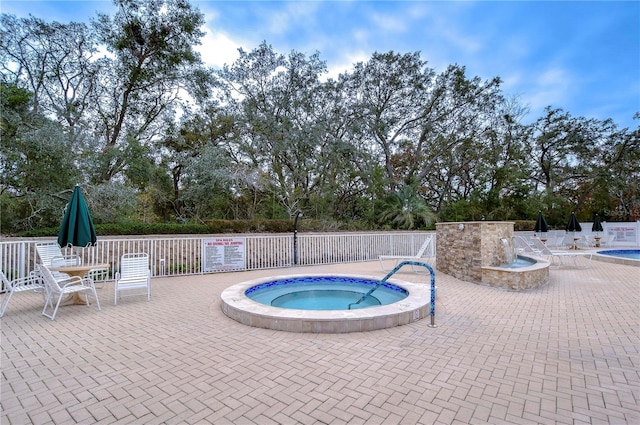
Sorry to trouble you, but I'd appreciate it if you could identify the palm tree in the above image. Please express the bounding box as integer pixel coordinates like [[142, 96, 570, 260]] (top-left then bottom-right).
[[379, 185, 435, 229]]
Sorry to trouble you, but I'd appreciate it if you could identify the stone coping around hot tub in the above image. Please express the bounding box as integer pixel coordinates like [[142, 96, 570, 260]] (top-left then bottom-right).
[[481, 255, 550, 291], [220, 273, 432, 333]]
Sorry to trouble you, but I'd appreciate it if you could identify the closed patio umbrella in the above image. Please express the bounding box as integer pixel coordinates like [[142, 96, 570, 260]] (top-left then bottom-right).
[[57, 185, 97, 248], [592, 213, 604, 247], [534, 211, 549, 234], [566, 211, 582, 233], [565, 212, 582, 249], [592, 214, 603, 233]]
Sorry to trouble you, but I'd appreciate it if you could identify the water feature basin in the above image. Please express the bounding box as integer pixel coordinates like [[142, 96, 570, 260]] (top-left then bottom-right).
[[482, 255, 550, 291], [499, 256, 537, 269]]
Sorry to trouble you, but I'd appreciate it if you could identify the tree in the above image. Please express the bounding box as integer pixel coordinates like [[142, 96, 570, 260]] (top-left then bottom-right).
[[0, 15, 98, 125], [586, 117, 640, 221], [470, 99, 536, 220], [378, 184, 435, 229], [347, 51, 435, 189], [90, 0, 209, 181], [0, 83, 79, 231], [219, 42, 337, 217]]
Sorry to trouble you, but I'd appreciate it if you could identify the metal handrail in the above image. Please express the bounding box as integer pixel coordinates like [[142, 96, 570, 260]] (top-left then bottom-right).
[[348, 260, 438, 328]]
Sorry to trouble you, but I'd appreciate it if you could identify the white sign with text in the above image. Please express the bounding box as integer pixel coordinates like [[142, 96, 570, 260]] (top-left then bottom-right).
[[202, 237, 246, 272]]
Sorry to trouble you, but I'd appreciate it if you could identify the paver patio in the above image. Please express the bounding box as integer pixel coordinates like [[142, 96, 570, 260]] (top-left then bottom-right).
[[1, 258, 639, 424]]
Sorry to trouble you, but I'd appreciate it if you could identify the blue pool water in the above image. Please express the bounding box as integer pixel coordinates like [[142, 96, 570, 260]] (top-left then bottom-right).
[[245, 276, 409, 310], [597, 249, 640, 260]]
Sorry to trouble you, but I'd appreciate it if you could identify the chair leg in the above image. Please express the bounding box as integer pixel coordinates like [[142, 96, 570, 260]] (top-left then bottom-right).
[[49, 295, 64, 320], [42, 292, 53, 318], [42, 292, 62, 320], [0, 290, 14, 317], [92, 288, 101, 311]]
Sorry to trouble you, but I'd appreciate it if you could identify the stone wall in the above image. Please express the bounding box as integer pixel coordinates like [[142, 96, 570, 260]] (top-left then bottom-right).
[[436, 221, 514, 284], [436, 221, 549, 290], [481, 263, 549, 291]]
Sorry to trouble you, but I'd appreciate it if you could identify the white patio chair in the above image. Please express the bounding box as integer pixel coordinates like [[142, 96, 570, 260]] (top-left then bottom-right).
[[513, 236, 539, 255], [87, 267, 110, 289], [379, 237, 434, 271], [560, 234, 586, 250], [35, 242, 81, 267], [38, 264, 101, 320], [598, 234, 616, 247], [35, 242, 81, 280], [114, 253, 151, 305], [528, 238, 592, 268], [544, 234, 563, 249], [0, 269, 46, 317], [576, 235, 595, 248]]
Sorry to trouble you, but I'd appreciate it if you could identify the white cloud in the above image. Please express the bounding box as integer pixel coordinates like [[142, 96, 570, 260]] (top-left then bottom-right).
[[266, 1, 321, 36], [369, 13, 407, 33], [324, 51, 371, 81], [522, 67, 574, 113], [500, 71, 523, 92], [195, 28, 244, 69]]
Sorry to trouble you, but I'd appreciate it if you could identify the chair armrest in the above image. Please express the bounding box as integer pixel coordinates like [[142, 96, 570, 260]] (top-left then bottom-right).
[[58, 276, 86, 288], [10, 275, 43, 288]]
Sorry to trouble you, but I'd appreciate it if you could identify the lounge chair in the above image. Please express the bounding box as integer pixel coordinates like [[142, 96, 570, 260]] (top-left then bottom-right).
[[544, 235, 564, 249], [35, 242, 81, 267], [35, 242, 81, 280], [0, 270, 46, 317], [114, 253, 151, 305], [513, 236, 538, 255], [528, 238, 592, 268], [38, 264, 101, 320], [379, 237, 434, 271]]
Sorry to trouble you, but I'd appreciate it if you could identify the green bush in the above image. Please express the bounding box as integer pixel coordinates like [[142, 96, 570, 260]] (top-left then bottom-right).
[[513, 220, 535, 231], [17, 219, 374, 237]]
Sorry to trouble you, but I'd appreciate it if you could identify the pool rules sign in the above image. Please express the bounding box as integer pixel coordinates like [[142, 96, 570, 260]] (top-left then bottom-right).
[[203, 237, 246, 272]]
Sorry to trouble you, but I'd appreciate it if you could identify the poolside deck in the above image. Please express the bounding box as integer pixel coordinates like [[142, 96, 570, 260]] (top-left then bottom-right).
[[2, 258, 639, 424]]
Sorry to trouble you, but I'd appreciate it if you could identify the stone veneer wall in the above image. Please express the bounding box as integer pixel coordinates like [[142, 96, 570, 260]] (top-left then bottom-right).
[[481, 264, 549, 291], [436, 221, 514, 284]]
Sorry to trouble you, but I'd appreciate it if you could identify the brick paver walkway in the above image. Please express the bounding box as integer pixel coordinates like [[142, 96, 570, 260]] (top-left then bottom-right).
[[1, 259, 639, 424]]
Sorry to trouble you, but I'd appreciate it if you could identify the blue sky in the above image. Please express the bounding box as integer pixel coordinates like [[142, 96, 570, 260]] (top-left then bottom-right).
[[3, 0, 639, 129]]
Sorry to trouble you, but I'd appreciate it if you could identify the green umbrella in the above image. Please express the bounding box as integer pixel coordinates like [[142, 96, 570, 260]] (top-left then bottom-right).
[[58, 185, 97, 247], [566, 211, 582, 233], [534, 211, 549, 233], [592, 214, 603, 233]]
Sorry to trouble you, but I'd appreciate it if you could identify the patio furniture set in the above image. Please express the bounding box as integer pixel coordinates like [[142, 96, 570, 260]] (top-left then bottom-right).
[[0, 242, 151, 320]]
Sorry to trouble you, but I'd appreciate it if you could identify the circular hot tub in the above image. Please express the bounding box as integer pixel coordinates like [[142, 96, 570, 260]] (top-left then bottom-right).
[[220, 274, 431, 333], [246, 275, 409, 310]]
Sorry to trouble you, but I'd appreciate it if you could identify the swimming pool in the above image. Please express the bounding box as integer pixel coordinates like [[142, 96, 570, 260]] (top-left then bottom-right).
[[597, 249, 640, 260], [594, 249, 640, 266]]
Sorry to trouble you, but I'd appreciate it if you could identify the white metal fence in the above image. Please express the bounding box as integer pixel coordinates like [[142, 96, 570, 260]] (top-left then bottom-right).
[[0, 232, 434, 281]]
